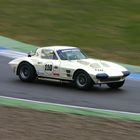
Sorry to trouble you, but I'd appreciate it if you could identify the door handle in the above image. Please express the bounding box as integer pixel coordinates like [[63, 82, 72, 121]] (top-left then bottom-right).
[[38, 62, 42, 64]]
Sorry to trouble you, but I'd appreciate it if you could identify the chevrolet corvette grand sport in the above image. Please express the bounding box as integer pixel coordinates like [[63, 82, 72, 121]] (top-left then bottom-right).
[[9, 46, 130, 89]]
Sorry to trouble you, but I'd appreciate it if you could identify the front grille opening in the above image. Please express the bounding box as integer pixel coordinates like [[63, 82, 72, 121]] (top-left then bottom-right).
[[100, 77, 122, 82]]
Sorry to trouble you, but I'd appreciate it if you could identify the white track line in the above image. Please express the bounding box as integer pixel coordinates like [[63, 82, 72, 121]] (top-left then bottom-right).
[[0, 95, 140, 115]]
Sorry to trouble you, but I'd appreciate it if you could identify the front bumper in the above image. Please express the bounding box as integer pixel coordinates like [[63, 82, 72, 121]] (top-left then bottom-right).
[[95, 71, 130, 83]]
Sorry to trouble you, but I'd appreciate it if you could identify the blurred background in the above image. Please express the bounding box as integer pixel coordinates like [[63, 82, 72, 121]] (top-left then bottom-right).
[[0, 0, 140, 65]]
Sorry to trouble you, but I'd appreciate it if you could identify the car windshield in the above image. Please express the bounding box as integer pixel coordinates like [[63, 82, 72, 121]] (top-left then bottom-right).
[[57, 48, 88, 60]]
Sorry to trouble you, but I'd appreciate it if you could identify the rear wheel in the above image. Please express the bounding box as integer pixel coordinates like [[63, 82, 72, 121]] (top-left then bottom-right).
[[107, 80, 125, 89], [18, 63, 36, 82], [74, 71, 93, 90]]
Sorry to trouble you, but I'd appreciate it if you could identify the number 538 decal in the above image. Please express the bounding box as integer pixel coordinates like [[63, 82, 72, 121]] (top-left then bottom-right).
[[45, 64, 52, 71]]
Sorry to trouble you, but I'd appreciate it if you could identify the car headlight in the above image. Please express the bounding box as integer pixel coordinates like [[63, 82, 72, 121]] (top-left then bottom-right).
[[96, 73, 108, 79], [122, 71, 130, 77]]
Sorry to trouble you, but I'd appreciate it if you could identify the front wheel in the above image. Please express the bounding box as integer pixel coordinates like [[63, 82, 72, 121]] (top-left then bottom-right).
[[74, 71, 93, 90], [18, 63, 37, 82], [107, 80, 125, 89]]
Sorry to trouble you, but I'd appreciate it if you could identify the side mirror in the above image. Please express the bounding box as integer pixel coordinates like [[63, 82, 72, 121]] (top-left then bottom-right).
[[28, 51, 35, 57]]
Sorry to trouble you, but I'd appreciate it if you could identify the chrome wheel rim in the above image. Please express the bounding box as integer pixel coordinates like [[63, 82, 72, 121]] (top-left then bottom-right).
[[20, 66, 30, 79], [76, 73, 87, 87]]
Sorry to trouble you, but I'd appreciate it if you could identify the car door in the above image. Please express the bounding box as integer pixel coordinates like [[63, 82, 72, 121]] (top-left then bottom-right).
[[59, 60, 75, 80], [36, 49, 60, 78]]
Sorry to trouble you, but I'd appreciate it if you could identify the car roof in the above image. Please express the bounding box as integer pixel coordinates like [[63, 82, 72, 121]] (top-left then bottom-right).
[[38, 46, 78, 51]]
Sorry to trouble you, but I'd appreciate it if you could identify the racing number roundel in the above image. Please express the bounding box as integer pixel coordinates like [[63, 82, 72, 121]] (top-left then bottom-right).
[[45, 64, 52, 71]]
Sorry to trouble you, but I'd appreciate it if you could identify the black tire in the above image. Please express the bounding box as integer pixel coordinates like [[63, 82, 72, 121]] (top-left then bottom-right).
[[107, 80, 125, 89], [74, 71, 93, 90], [18, 62, 37, 82]]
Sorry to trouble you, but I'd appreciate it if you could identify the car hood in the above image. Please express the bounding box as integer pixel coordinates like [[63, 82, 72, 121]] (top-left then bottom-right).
[[76, 58, 116, 68], [76, 58, 127, 76]]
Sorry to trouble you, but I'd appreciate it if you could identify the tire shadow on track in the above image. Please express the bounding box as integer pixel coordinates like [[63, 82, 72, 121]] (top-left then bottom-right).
[[10, 78, 125, 95]]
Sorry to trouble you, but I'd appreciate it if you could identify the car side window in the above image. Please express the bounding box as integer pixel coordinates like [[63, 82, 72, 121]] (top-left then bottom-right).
[[41, 49, 58, 60]]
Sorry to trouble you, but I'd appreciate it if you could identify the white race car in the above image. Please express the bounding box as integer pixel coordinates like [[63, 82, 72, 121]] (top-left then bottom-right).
[[9, 46, 130, 89]]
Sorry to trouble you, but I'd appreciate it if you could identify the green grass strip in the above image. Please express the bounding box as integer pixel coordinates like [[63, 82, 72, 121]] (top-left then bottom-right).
[[0, 96, 140, 121], [0, 36, 37, 52]]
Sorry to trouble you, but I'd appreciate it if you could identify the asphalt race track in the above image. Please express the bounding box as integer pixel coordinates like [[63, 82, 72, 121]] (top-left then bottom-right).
[[0, 55, 140, 113]]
